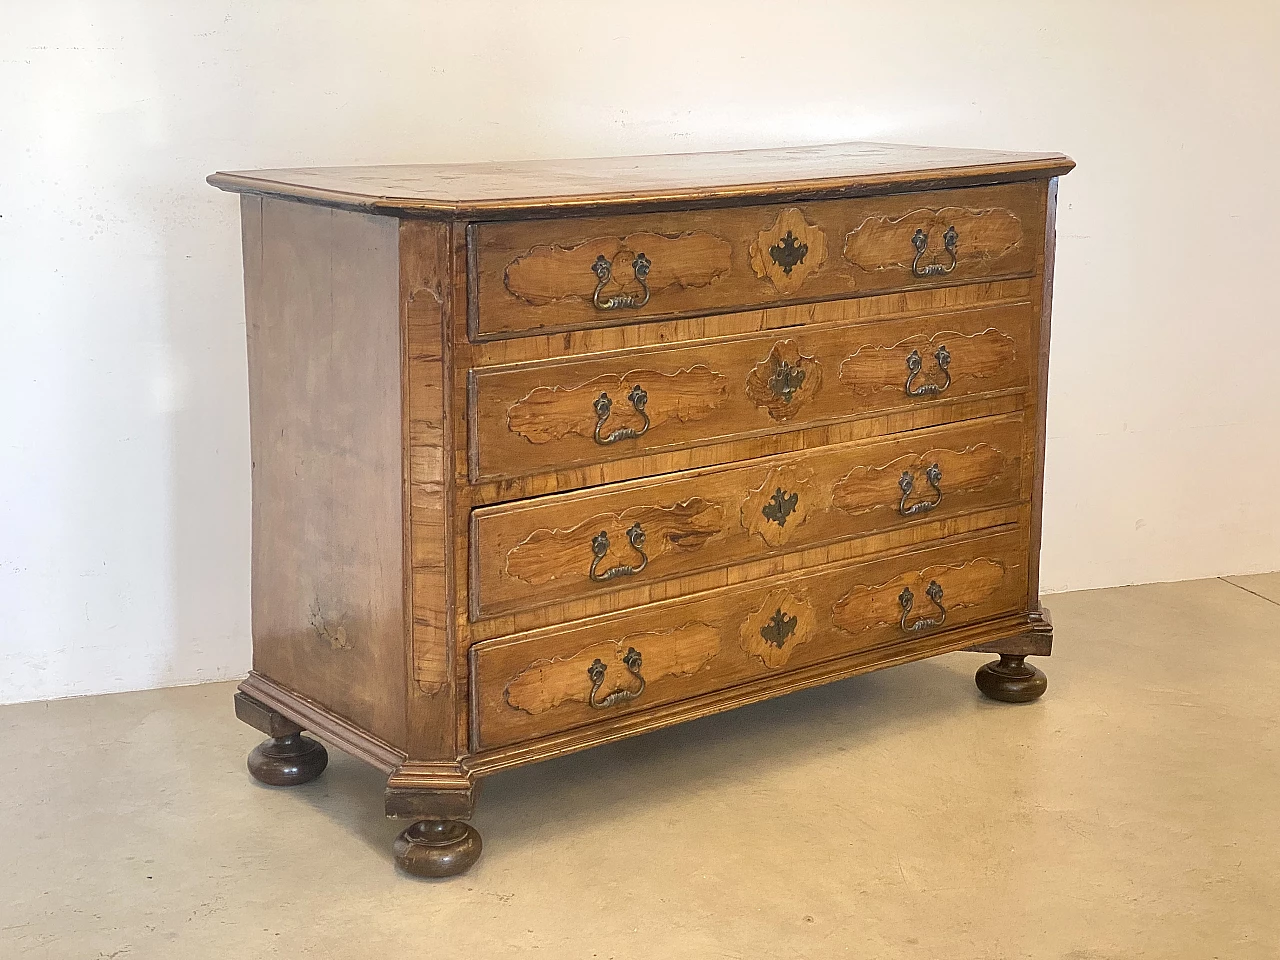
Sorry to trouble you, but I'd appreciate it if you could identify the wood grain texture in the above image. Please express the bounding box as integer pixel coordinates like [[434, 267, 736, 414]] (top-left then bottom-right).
[[829, 439, 1015, 520], [503, 621, 722, 716], [749, 207, 828, 295], [401, 219, 472, 763], [740, 587, 818, 669], [500, 498, 725, 587], [1026, 178, 1059, 607], [829, 556, 1010, 636], [208, 140, 1073, 218], [470, 300, 1032, 484], [465, 278, 1033, 371], [459, 281, 1035, 505], [469, 413, 1026, 620], [243, 196, 408, 750], [470, 183, 1041, 337], [743, 339, 824, 421], [504, 365, 729, 444], [502, 230, 732, 306], [403, 221, 449, 696], [471, 529, 1027, 749], [470, 505, 1027, 641], [468, 605, 1045, 775], [843, 204, 1024, 275], [837, 326, 1019, 399], [239, 671, 407, 775], [740, 462, 815, 548]]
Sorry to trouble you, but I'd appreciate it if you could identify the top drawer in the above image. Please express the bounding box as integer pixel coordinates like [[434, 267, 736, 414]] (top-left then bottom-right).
[[467, 182, 1044, 340]]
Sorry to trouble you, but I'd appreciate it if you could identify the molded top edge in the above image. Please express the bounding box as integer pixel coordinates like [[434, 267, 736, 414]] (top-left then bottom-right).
[[208, 141, 1074, 218]]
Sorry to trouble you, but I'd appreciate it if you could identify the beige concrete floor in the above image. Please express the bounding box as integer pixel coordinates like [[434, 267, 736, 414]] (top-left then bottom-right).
[[2, 575, 1279, 959]]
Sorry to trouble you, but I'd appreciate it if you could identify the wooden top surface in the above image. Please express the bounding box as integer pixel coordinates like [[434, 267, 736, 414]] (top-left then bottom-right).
[[208, 141, 1073, 218]]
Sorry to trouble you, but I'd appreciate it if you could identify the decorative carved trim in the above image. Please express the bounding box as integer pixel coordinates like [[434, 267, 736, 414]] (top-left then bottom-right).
[[749, 208, 827, 294], [503, 622, 722, 716], [744, 340, 823, 421], [504, 498, 726, 586], [830, 557, 1009, 636], [740, 589, 817, 669], [740, 463, 814, 548], [843, 206, 1023, 273], [837, 328, 1017, 399], [504, 231, 733, 306], [830, 442, 1008, 517], [506, 365, 729, 444]]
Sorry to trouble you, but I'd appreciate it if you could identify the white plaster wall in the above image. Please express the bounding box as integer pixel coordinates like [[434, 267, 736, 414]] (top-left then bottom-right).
[[2, 1, 1278, 704]]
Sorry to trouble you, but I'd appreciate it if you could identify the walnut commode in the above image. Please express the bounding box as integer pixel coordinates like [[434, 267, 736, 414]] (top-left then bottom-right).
[[210, 142, 1073, 877]]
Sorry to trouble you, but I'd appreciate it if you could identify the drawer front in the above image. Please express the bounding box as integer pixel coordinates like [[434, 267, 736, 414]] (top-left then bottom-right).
[[471, 530, 1028, 750], [471, 413, 1027, 619], [470, 301, 1032, 484], [470, 182, 1042, 339]]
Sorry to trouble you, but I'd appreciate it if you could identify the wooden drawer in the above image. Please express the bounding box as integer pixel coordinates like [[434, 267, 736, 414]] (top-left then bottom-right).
[[468, 182, 1042, 339], [470, 529, 1029, 750], [470, 412, 1027, 620], [469, 300, 1032, 484]]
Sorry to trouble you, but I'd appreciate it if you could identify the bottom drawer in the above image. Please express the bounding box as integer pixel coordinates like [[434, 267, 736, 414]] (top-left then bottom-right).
[[470, 528, 1029, 750]]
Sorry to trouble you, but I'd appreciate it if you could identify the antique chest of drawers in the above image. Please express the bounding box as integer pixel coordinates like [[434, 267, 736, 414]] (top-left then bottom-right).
[[209, 141, 1074, 877]]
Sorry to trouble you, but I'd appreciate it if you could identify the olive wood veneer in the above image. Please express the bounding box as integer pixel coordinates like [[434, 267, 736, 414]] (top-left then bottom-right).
[[210, 141, 1072, 878]]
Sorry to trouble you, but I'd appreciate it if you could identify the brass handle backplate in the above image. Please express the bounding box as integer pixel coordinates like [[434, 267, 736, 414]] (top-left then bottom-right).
[[587, 647, 646, 709], [910, 225, 958, 278], [593, 384, 650, 445], [899, 580, 946, 634], [589, 522, 648, 582], [898, 463, 943, 516], [592, 253, 652, 310], [905, 344, 951, 397]]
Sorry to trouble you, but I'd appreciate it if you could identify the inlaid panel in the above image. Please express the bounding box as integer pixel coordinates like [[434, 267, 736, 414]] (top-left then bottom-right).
[[469, 301, 1032, 485], [470, 530, 1029, 749], [469, 413, 1027, 619], [469, 182, 1041, 338]]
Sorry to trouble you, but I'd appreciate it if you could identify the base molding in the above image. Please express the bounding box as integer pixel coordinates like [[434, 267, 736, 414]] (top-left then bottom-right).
[[386, 762, 478, 819], [236, 607, 1051, 816], [238, 672, 406, 775], [963, 604, 1053, 657], [234, 690, 304, 738]]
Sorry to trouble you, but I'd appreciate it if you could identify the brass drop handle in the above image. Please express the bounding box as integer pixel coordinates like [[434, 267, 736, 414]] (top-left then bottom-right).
[[587, 647, 646, 709], [905, 344, 951, 397], [899, 580, 946, 634], [591, 252, 652, 310], [898, 463, 943, 516], [593, 384, 650, 445], [589, 522, 648, 582], [910, 225, 958, 277]]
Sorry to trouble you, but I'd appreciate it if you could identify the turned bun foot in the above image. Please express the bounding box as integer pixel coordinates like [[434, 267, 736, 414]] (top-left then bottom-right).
[[393, 820, 482, 878], [247, 733, 329, 786], [975, 654, 1048, 703]]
